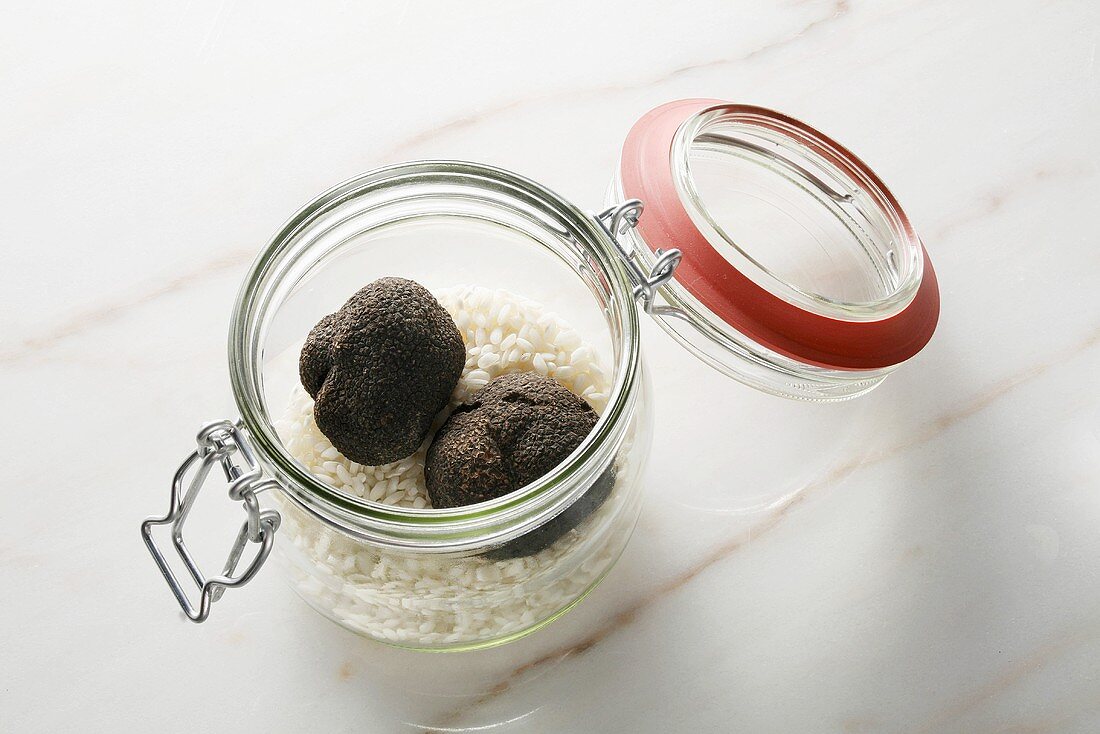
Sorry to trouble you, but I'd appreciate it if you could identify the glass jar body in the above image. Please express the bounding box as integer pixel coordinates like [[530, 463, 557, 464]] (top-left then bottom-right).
[[228, 162, 650, 650]]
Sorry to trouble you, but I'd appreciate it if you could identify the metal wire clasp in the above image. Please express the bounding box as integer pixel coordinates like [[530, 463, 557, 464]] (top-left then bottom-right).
[[140, 419, 281, 623], [595, 199, 681, 313]]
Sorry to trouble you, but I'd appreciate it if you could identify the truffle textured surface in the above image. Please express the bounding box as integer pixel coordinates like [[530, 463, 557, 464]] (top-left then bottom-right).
[[300, 277, 464, 465], [426, 371, 612, 556]]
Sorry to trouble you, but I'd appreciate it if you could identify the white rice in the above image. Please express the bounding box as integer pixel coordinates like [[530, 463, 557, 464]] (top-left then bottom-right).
[[273, 285, 623, 646]]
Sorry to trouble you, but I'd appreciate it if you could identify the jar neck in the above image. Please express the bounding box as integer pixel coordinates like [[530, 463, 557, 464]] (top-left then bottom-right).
[[229, 161, 642, 551]]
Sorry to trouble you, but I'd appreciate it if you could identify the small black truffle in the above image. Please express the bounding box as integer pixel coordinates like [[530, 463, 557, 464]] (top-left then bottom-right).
[[483, 465, 616, 560], [425, 372, 614, 557], [300, 277, 464, 466]]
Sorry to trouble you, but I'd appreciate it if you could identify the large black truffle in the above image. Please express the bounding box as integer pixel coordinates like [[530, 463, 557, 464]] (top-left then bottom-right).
[[425, 372, 614, 557], [300, 277, 464, 466]]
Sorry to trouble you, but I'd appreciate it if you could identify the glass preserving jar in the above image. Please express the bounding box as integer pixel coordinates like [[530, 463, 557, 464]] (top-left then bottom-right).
[[141, 99, 938, 651]]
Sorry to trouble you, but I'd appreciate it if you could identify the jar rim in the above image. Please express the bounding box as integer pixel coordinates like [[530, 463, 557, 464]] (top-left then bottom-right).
[[227, 161, 641, 551]]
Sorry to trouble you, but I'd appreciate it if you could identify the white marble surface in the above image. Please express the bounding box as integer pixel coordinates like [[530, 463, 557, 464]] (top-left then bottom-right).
[[3, 1, 1099, 731]]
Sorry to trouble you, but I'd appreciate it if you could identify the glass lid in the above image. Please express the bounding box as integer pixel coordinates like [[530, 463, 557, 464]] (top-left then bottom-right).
[[612, 99, 939, 400]]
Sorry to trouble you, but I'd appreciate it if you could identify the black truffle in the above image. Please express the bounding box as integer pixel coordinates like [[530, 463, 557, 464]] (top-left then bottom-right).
[[300, 277, 464, 466], [425, 372, 614, 557]]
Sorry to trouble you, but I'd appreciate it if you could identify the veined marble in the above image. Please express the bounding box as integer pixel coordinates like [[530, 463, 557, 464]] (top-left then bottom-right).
[[2, 1, 1098, 732]]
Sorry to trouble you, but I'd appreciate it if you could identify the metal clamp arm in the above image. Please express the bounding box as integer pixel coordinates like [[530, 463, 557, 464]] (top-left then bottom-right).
[[595, 199, 682, 313], [140, 420, 281, 622]]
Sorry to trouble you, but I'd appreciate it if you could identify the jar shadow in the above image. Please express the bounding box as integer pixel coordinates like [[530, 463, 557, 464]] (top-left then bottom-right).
[[291, 505, 712, 732], [269, 551, 666, 731], [800, 351, 1038, 721], [641, 318, 873, 517]]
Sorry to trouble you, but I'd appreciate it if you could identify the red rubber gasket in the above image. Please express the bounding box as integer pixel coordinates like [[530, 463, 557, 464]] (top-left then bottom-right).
[[620, 99, 939, 371]]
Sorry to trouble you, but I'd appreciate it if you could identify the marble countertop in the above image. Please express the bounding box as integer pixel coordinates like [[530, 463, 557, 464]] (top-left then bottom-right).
[[3, 1, 1099, 731]]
